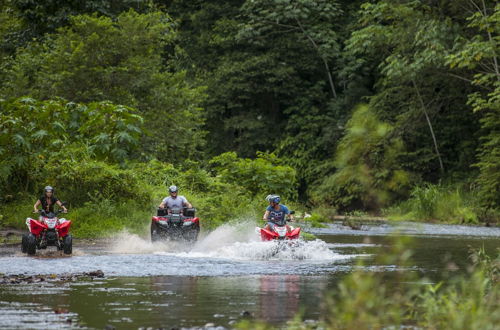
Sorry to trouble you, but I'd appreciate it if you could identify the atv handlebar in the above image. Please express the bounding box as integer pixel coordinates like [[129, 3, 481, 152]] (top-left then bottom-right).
[[35, 209, 68, 216]]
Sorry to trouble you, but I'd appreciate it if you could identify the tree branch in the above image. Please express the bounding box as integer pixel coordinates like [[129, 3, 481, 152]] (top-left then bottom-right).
[[294, 18, 337, 98], [412, 80, 444, 173]]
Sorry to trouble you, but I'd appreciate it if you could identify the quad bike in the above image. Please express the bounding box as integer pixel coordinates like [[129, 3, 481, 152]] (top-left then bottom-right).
[[150, 207, 200, 242], [256, 216, 300, 241], [22, 209, 72, 255]]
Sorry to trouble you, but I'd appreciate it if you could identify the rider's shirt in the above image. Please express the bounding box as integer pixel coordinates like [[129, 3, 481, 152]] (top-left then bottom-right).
[[162, 196, 188, 209], [266, 204, 290, 223], [39, 195, 59, 212]]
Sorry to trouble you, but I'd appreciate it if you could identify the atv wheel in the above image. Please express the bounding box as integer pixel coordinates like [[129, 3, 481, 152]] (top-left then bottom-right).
[[183, 228, 200, 242], [151, 228, 160, 242], [21, 234, 28, 253], [26, 234, 36, 255], [63, 235, 72, 255]]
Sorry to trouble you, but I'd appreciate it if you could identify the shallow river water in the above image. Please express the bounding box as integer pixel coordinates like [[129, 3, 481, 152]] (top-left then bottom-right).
[[0, 221, 499, 329]]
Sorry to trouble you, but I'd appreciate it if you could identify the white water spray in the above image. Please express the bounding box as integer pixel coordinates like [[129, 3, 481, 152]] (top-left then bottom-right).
[[109, 220, 346, 262]]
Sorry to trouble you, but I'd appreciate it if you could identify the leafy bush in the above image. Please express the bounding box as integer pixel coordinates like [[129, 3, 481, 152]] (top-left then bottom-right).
[[387, 184, 480, 224], [303, 212, 328, 228], [1, 9, 207, 161], [129, 159, 181, 187], [0, 97, 144, 198], [45, 157, 151, 206], [210, 151, 298, 200], [70, 199, 153, 238], [311, 105, 413, 211]]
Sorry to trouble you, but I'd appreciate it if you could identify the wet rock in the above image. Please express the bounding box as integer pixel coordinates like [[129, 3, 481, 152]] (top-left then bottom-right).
[[240, 310, 252, 318], [85, 270, 105, 278], [0, 271, 107, 285], [104, 325, 115, 330], [54, 308, 69, 314]]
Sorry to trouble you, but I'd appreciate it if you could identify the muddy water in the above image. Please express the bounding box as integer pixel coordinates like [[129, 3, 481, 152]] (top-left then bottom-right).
[[0, 221, 499, 329]]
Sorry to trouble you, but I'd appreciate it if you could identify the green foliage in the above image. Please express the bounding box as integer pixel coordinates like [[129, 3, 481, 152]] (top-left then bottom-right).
[[210, 151, 298, 200], [1, 9, 206, 161], [445, 2, 500, 209], [69, 199, 153, 238], [0, 97, 144, 197], [9, 0, 154, 40], [0, 0, 24, 56], [1, 0, 499, 224], [312, 105, 412, 210], [387, 184, 480, 224], [302, 213, 328, 228], [45, 156, 151, 206]]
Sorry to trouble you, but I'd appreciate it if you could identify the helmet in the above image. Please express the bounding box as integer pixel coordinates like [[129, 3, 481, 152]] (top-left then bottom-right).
[[44, 186, 54, 193], [266, 194, 280, 204], [168, 185, 178, 193]]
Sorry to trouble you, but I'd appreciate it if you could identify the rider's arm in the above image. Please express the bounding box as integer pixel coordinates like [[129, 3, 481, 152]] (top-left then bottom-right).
[[56, 200, 68, 212], [159, 197, 168, 209], [33, 200, 41, 212], [182, 197, 193, 208], [263, 210, 270, 221], [284, 206, 293, 221]]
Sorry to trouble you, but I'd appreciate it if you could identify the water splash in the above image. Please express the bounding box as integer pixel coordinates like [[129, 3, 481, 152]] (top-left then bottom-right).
[[110, 231, 189, 254], [110, 221, 344, 262]]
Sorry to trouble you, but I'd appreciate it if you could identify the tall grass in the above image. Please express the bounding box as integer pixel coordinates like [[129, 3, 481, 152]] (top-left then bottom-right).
[[386, 184, 482, 224]]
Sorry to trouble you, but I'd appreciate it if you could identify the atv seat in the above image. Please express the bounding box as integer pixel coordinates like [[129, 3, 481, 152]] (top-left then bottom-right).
[[157, 207, 196, 217], [184, 208, 196, 217]]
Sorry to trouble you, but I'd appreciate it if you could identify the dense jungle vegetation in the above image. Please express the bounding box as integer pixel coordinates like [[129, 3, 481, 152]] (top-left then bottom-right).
[[0, 0, 498, 235]]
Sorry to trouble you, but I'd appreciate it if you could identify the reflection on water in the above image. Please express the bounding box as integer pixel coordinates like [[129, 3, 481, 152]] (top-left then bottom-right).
[[0, 275, 330, 329]]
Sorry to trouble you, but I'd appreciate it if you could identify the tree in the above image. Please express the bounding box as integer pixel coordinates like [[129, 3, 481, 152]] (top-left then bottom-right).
[[1, 10, 206, 161], [344, 1, 479, 180], [0, 97, 144, 194], [312, 105, 412, 210], [446, 1, 499, 209], [239, 0, 343, 98]]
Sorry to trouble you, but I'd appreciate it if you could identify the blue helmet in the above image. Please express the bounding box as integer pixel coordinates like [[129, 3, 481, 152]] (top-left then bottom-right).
[[266, 194, 280, 204]]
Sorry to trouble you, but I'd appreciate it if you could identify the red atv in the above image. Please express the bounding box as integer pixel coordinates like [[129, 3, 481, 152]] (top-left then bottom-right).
[[22, 209, 72, 255], [256, 217, 301, 241], [151, 207, 200, 242]]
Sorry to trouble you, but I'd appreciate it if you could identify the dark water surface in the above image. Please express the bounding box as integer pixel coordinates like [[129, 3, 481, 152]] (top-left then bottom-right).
[[0, 221, 499, 329]]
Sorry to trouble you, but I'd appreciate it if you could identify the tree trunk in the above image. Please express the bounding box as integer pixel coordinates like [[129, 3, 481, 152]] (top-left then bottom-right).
[[295, 18, 337, 98], [412, 80, 444, 173]]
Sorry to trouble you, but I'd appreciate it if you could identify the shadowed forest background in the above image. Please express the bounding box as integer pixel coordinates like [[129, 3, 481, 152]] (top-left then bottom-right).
[[0, 0, 498, 235]]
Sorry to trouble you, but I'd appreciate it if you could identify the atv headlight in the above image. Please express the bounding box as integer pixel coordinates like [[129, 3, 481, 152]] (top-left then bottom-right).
[[183, 221, 192, 226]]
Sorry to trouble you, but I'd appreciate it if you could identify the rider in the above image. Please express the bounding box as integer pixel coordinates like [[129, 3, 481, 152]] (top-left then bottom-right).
[[262, 194, 293, 230], [159, 185, 192, 214], [33, 186, 67, 214]]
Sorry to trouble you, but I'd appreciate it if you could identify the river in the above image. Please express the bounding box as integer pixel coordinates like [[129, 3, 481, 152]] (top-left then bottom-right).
[[0, 221, 499, 329]]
